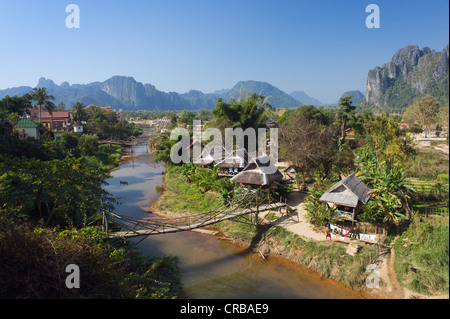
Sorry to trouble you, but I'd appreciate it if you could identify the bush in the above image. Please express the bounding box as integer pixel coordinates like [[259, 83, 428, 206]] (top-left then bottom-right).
[[0, 214, 182, 299]]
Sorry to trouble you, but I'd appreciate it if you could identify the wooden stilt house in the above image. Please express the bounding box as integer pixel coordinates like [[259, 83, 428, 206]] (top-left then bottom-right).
[[230, 156, 283, 188], [215, 148, 252, 177], [193, 146, 228, 167], [319, 173, 371, 222]]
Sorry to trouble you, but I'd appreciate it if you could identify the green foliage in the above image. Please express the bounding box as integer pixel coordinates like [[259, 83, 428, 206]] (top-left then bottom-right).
[[0, 214, 182, 299], [394, 216, 449, 295], [277, 104, 333, 126], [0, 154, 115, 227], [78, 134, 99, 156], [355, 149, 414, 224], [211, 93, 273, 130], [30, 87, 56, 119], [157, 166, 223, 213], [0, 94, 33, 119], [83, 104, 143, 139], [304, 179, 341, 227]]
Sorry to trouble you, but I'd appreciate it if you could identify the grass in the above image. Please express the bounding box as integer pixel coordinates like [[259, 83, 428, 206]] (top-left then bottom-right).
[[394, 216, 449, 295], [266, 225, 378, 289], [156, 166, 223, 214], [214, 219, 378, 290], [405, 149, 449, 180]]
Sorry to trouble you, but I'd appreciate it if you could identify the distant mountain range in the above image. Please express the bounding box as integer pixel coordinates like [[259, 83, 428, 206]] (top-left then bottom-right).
[[1, 43, 447, 111], [0, 77, 310, 110], [289, 91, 323, 106], [340, 90, 365, 106]]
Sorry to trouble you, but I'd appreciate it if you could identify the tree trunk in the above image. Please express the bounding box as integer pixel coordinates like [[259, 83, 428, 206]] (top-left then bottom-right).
[[341, 118, 347, 142]]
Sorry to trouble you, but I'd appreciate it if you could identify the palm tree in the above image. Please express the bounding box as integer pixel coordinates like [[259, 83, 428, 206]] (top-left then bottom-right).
[[30, 87, 56, 125], [72, 101, 86, 121]]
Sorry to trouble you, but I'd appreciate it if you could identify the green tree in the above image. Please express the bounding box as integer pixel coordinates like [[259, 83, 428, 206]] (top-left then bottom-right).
[[212, 93, 273, 130], [336, 96, 356, 142], [30, 87, 55, 123], [355, 150, 415, 223], [403, 95, 442, 137], [0, 94, 33, 119], [60, 132, 79, 153], [279, 113, 334, 190], [72, 101, 87, 122], [78, 134, 99, 156]]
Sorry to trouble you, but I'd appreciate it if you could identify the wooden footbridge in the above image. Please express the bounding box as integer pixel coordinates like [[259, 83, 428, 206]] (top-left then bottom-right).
[[100, 190, 290, 239], [98, 135, 139, 146]]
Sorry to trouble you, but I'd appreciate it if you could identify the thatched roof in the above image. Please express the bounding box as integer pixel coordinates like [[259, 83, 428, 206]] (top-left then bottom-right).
[[319, 173, 371, 208], [215, 148, 252, 169], [230, 156, 283, 186], [193, 146, 228, 165]]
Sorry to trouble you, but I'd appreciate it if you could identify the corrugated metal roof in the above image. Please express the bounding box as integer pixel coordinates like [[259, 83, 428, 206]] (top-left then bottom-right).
[[15, 118, 39, 128], [319, 173, 371, 207]]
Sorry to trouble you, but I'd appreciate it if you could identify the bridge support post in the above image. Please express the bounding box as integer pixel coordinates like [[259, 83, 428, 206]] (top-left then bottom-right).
[[102, 211, 109, 234]]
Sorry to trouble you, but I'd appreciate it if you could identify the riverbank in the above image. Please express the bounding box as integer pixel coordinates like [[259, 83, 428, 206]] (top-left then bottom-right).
[[151, 166, 379, 298]]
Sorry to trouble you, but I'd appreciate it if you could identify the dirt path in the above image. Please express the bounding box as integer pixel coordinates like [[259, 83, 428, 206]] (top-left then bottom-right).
[[272, 190, 325, 241]]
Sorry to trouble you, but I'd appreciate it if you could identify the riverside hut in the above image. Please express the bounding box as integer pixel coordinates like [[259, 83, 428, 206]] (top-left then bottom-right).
[[215, 148, 252, 176], [319, 173, 371, 222], [230, 156, 283, 188], [193, 146, 229, 167]]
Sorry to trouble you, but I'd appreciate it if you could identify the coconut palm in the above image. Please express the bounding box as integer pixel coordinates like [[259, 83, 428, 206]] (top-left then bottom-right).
[[72, 101, 86, 121], [30, 87, 56, 124]]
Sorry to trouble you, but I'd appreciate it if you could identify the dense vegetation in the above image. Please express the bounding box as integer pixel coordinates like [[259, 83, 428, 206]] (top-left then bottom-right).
[[394, 216, 449, 295], [0, 92, 182, 299]]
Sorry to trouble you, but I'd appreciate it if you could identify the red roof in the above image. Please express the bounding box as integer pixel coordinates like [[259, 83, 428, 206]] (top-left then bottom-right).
[[30, 109, 70, 120]]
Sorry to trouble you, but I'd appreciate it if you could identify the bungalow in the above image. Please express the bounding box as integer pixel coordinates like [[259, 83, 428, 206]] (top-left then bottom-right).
[[157, 117, 171, 127], [319, 173, 371, 222], [193, 146, 229, 167], [73, 122, 84, 133], [30, 109, 71, 131], [230, 156, 283, 188], [215, 148, 252, 176], [15, 118, 40, 140]]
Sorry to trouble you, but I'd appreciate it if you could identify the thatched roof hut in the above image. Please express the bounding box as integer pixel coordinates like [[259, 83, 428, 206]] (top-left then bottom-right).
[[230, 156, 283, 188], [319, 173, 371, 221], [193, 146, 228, 166], [215, 149, 252, 176]]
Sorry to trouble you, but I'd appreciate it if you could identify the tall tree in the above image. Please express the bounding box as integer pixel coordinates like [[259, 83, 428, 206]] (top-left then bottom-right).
[[212, 93, 272, 130], [30, 87, 55, 124], [403, 95, 442, 137], [0, 94, 33, 116], [336, 96, 356, 142], [279, 113, 334, 190], [72, 101, 87, 121]]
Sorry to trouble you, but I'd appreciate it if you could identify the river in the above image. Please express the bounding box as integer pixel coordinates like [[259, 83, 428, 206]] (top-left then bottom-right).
[[105, 143, 366, 299]]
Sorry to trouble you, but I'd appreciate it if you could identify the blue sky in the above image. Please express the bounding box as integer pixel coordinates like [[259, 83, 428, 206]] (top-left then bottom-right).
[[0, 0, 448, 104]]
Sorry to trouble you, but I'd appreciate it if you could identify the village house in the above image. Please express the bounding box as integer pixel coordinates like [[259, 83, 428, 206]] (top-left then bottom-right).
[[157, 117, 171, 127], [215, 148, 252, 177], [73, 122, 84, 133], [319, 173, 371, 223], [230, 156, 283, 188], [30, 109, 71, 131], [193, 146, 229, 167], [15, 118, 41, 140]]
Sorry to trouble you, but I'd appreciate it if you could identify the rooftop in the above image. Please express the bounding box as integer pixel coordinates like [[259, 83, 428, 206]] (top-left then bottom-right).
[[319, 173, 371, 208]]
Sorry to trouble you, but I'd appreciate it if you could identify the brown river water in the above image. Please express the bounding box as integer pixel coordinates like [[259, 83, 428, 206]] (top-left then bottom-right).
[[105, 143, 367, 299]]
